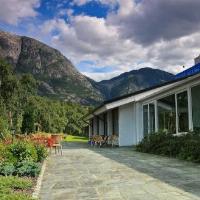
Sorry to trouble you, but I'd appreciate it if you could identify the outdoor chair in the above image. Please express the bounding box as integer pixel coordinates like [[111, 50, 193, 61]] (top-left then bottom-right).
[[100, 136, 109, 147], [93, 135, 104, 147], [108, 135, 119, 147], [50, 134, 63, 155]]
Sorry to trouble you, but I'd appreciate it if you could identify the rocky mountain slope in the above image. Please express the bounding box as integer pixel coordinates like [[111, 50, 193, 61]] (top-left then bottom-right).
[[0, 30, 103, 104], [0, 30, 174, 105], [95, 68, 174, 99]]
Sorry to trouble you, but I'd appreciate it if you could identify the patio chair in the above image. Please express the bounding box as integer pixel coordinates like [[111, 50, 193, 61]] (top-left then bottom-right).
[[50, 134, 63, 155], [108, 135, 119, 147], [93, 135, 104, 148], [100, 136, 109, 147]]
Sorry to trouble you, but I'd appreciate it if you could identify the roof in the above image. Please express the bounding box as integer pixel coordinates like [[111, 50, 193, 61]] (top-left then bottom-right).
[[175, 63, 200, 79], [85, 71, 200, 119]]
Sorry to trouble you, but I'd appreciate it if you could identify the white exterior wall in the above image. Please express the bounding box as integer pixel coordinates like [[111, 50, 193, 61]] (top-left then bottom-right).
[[107, 111, 113, 136], [135, 102, 144, 143], [118, 103, 136, 146]]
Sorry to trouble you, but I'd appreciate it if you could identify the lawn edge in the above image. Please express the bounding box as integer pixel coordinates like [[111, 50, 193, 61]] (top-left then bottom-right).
[[32, 158, 48, 199]]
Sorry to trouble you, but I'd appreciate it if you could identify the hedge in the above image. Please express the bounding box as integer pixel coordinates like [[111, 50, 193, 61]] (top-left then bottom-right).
[[136, 131, 200, 163]]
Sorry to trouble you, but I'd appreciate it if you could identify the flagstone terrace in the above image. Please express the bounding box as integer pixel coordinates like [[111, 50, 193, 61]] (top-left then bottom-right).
[[39, 142, 200, 200]]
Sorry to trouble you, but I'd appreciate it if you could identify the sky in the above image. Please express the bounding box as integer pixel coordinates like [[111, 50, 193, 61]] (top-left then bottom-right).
[[0, 0, 200, 81]]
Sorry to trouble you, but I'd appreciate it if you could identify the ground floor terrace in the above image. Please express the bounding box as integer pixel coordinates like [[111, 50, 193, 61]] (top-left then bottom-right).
[[88, 73, 200, 146], [39, 142, 200, 200]]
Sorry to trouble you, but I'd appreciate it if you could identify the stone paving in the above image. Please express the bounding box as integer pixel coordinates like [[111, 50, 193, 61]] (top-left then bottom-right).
[[39, 142, 200, 200]]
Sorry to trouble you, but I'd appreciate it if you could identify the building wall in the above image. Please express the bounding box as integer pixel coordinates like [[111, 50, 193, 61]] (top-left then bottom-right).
[[135, 102, 144, 143], [118, 103, 136, 146]]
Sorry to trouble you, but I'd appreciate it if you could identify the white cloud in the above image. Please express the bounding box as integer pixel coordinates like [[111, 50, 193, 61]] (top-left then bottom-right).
[[31, 0, 200, 81], [0, 0, 40, 25]]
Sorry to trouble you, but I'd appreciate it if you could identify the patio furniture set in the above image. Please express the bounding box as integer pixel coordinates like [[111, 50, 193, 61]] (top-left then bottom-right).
[[89, 135, 118, 147]]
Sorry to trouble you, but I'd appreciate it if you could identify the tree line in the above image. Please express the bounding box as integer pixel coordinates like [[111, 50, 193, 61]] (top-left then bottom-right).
[[0, 60, 89, 136]]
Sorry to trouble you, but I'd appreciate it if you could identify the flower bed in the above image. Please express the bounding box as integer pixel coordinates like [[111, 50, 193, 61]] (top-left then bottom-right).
[[0, 135, 49, 199]]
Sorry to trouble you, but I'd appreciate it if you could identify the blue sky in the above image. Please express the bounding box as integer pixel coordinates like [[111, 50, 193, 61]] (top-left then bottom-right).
[[0, 0, 200, 81]]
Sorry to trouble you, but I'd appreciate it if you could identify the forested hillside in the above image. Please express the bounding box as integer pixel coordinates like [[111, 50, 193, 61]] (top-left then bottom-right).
[[0, 60, 89, 136]]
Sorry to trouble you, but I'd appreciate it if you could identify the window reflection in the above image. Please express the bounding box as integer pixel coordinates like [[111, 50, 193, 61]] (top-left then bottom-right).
[[191, 85, 200, 132], [177, 91, 189, 132], [149, 103, 155, 133], [158, 94, 176, 133], [143, 105, 148, 135]]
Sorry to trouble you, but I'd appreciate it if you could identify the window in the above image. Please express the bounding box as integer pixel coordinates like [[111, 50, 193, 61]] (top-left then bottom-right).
[[149, 103, 155, 133], [157, 94, 176, 133], [143, 103, 155, 135], [143, 105, 148, 135], [191, 85, 200, 131], [112, 109, 119, 135], [177, 91, 189, 132]]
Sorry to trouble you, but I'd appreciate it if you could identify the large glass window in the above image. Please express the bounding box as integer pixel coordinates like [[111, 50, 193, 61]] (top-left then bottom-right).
[[112, 109, 119, 135], [149, 103, 155, 133], [158, 94, 176, 133], [177, 91, 189, 132], [192, 85, 200, 131], [143, 103, 155, 135], [143, 105, 148, 135]]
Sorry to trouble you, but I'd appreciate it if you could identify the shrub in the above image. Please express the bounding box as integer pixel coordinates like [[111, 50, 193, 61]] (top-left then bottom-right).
[[136, 131, 200, 163], [34, 143, 48, 162], [0, 162, 15, 176], [16, 161, 40, 177], [0, 139, 48, 177], [8, 141, 38, 163]]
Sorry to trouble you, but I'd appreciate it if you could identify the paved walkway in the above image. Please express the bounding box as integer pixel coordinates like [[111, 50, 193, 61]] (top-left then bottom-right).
[[39, 142, 200, 200]]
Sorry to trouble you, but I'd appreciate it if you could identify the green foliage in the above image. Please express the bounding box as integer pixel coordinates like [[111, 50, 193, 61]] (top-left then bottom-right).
[[0, 162, 15, 176], [8, 141, 38, 163], [16, 161, 40, 177], [21, 111, 35, 134], [136, 131, 200, 163], [0, 59, 89, 136], [0, 176, 34, 200], [0, 140, 47, 177], [34, 143, 48, 162], [25, 96, 88, 134], [0, 117, 9, 136]]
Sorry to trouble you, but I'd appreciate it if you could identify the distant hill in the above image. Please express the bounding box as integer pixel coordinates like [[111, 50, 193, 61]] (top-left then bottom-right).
[[0, 30, 175, 104], [90, 68, 174, 99]]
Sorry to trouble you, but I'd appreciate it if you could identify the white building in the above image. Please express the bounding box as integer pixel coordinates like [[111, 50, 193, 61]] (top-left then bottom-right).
[[86, 70, 200, 147]]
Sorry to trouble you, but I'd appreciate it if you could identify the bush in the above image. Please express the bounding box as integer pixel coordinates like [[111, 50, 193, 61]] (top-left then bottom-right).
[[0, 139, 47, 177], [0, 162, 15, 176], [8, 141, 38, 163], [136, 131, 200, 163], [34, 143, 48, 162], [16, 161, 40, 177]]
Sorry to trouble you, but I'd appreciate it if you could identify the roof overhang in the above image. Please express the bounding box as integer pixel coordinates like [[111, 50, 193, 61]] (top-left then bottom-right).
[[86, 72, 200, 119]]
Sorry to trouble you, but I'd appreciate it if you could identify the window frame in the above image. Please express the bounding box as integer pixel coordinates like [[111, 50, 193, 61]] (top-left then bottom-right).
[[142, 101, 156, 135], [142, 88, 193, 135]]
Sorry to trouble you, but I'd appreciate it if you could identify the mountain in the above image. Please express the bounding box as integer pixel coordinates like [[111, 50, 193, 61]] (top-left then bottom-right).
[[0, 30, 103, 104], [95, 68, 174, 99], [0, 30, 175, 104]]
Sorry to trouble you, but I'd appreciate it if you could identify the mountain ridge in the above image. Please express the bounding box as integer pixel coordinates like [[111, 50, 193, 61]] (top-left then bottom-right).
[[0, 30, 175, 104]]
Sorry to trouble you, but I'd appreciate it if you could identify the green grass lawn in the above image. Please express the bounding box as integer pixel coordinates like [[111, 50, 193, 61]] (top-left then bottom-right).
[[0, 176, 35, 200], [64, 135, 88, 143]]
